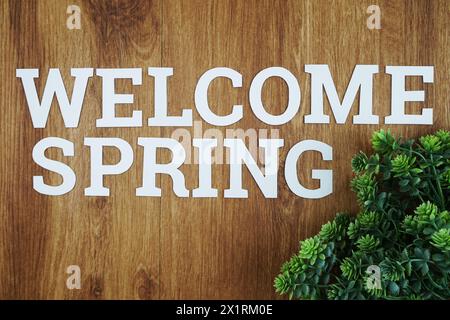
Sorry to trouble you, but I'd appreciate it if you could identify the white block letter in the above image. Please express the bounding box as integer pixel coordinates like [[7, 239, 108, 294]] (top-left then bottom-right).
[[32, 137, 76, 195], [193, 139, 218, 198], [84, 138, 134, 196], [249, 67, 301, 125], [304, 65, 379, 124], [224, 139, 284, 198], [195, 67, 243, 126], [137, 138, 189, 197], [16, 68, 93, 128], [285, 140, 332, 199], [147, 68, 192, 126], [385, 66, 434, 125], [96, 68, 142, 127]]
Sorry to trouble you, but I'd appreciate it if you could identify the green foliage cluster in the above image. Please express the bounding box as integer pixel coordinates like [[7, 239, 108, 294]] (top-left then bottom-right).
[[274, 129, 450, 300]]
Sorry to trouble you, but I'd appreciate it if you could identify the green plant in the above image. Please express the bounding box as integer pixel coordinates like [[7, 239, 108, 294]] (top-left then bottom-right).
[[274, 129, 450, 300]]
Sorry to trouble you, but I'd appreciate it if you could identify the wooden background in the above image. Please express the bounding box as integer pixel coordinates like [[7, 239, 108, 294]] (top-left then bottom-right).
[[1, 0, 449, 299]]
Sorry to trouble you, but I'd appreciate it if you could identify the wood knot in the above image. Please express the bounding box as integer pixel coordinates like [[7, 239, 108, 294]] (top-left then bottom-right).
[[90, 275, 104, 298], [134, 265, 154, 299], [95, 197, 108, 210]]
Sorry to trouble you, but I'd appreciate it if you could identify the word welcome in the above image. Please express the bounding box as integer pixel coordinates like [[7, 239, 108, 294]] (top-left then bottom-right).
[[16, 65, 434, 198]]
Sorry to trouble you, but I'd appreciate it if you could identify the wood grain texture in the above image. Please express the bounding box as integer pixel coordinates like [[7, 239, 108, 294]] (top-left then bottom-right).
[[0, 0, 449, 299]]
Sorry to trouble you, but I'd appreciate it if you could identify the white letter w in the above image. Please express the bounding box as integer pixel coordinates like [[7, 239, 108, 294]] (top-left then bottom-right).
[[16, 68, 93, 128]]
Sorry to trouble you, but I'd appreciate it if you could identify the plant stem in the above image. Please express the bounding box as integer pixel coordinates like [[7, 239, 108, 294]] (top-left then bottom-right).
[[430, 154, 446, 209]]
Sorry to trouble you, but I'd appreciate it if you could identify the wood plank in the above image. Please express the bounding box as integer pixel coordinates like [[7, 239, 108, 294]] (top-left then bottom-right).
[[0, 0, 449, 299], [0, 0, 162, 299]]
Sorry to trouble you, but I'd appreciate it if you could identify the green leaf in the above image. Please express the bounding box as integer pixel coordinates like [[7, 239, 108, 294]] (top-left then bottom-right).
[[348, 281, 355, 290], [399, 179, 409, 187], [414, 247, 423, 259], [432, 254, 445, 262], [389, 282, 400, 296], [321, 273, 330, 285], [299, 273, 306, 282], [293, 285, 302, 298], [405, 261, 412, 276], [301, 284, 310, 297], [421, 263, 429, 275], [411, 281, 421, 293], [423, 249, 430, 260], [317, 259, 326, 268]]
